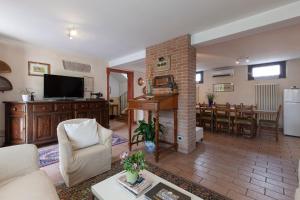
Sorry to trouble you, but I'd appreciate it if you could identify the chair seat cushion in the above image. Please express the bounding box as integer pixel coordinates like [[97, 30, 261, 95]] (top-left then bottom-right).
[[216, 118, 229, 123], [235, 119, 254, 125], [259, 120, 276, 127], [64, 119, 99, 150], [0, 170, 59, 200]]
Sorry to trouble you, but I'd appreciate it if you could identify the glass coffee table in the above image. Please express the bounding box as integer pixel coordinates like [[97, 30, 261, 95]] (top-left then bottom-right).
[[91, 170, 203, 200]]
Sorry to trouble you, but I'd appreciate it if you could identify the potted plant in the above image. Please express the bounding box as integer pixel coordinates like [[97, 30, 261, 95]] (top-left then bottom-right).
[[206, 93, 215, 107], [134, 120, 165, 153], [120, 151, 147, 184], [20, 88, 31, 102]]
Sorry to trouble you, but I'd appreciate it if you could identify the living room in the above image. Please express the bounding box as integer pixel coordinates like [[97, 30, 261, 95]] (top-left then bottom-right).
[[1, 1, 300, 200]]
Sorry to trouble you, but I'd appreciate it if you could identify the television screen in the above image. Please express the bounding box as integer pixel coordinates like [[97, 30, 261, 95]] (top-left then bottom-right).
[[44, 74, 84, 98]]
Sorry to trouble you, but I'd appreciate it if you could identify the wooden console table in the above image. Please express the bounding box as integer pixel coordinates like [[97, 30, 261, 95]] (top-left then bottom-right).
[[127, 93, 178, 162]]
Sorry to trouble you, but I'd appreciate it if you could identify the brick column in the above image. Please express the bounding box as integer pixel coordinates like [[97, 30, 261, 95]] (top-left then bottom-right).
[[146, 34, 196, 153]]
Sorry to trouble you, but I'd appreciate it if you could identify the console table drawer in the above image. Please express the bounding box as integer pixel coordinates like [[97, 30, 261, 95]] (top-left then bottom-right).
[[9, 104, 25, 113], [75, 103, 89, 110], [54, 103, 72, 112], [33, 104, 53, 112]]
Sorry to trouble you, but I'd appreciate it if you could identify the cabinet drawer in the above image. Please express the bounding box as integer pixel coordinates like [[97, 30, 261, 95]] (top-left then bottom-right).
[[54, 103, 72, 112], [33, 104, 53, 112], [10, 104, 25, 113], [89, 103, 102, 109], [75, 103, 89, 110]]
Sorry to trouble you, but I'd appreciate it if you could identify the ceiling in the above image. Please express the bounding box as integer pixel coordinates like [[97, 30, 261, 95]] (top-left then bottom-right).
[[0, 0, 298, 61], [197, 23, 300, 70]]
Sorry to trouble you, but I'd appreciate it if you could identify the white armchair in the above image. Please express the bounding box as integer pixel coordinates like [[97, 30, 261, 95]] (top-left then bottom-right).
[[57, 118, 112, 187], [0, 144, 59, 200]]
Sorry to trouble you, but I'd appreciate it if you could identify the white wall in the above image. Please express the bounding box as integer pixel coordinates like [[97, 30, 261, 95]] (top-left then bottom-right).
[[0, 38, 108, 144], [133, 71, 146, 121], [196, 58, 300, 105], [109, 76, 120, 97]]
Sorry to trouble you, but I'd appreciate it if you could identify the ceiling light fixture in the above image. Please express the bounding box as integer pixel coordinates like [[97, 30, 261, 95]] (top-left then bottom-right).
[[235, 57, 250, 65], [68, 27, 77, 40]]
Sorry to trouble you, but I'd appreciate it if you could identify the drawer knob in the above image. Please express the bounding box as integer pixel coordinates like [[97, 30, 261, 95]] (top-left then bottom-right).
[[12, 107, 17, 111]]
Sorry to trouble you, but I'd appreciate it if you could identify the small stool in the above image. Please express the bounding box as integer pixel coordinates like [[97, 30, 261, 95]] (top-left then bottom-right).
[[196, 127, 203, 143]]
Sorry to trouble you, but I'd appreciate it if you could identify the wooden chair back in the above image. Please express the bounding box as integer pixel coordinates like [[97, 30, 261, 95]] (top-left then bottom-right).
[[275, 105, 282, 123]]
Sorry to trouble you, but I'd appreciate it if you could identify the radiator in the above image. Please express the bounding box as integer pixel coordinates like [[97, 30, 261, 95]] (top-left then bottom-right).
[[255, 84, 279, 120]]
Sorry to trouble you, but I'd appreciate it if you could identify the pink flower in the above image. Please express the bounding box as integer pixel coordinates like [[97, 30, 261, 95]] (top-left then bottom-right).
[[120, 152, 128, 160], [133, 163, 138, 170]]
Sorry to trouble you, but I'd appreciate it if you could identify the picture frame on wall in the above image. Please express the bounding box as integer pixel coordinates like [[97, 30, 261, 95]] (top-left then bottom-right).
[[213, 83, 234, 92], [84, 76, 94, 92], [155, 56, 171, 72], [28, 61, 50, 76]]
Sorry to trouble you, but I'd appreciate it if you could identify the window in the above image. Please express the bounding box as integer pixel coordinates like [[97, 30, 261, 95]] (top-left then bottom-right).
[[196, 71, 204, 84], [248, 61, 286, 80]]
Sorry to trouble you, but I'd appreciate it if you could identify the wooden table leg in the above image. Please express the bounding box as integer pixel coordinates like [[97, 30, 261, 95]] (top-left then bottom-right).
[[154, 111, 159, 162], [128, 109, 132, 151], [174, 110, 178, 151]]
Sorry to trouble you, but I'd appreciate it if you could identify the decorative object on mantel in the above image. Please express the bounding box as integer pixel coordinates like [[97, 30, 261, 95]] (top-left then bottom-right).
[[137, 77, 144, 86], [206, 93, 215, 107], [133, 119, 166, 153], [213, 83, 234, 92], [28, 61, 50, 76], [20, 88, 32, 102], [84, 76, 94, 92], [62, 60, 91, 73], [142, 86, 146, 95], [155, 56, 171, 72], [90, 92, 103, 99], [120, 151, 147, 184], [0, 60, 12, 73], [152, 75, 178, 95], [0, 76, 13, 92]]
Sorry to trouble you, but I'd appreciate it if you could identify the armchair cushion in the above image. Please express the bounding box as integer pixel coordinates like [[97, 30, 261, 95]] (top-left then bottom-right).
[[0, 171, 59, 200], [64, 119, 99, 150]]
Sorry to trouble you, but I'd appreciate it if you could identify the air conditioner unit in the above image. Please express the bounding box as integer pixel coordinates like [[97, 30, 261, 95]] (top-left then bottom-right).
[[212, 67, 234, 77]]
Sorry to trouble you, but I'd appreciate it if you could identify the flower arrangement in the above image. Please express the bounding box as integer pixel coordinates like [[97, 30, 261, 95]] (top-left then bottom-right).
[[206, 92, 215, 106], [120, 151, 147, 184]]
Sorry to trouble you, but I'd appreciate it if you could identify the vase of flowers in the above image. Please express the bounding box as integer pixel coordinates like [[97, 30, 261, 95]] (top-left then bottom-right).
[[134, 120, 165, 153], [206, 93, 215, 107], [120, 151, 147, 184]]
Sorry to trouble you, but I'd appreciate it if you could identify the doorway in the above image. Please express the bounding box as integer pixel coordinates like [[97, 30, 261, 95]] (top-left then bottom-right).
[[106, 68, 134, 122]]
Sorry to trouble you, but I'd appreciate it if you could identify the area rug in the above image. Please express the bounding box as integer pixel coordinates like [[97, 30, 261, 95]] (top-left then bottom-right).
[[56, 161, 229, 200], [39, 134, 127, 168]]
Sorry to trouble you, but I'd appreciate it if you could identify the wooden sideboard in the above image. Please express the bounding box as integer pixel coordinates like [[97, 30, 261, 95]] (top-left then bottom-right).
[[4, 99, 109, 146]]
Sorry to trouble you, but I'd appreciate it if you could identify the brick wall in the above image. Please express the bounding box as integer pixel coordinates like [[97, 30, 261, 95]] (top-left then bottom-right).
[[146, 34, 196, 153]]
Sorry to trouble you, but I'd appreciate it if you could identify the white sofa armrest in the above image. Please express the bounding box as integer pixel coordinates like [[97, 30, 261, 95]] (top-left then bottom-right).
[[57, 123, 73, 171], [0, 144, 39, 183], [97, 124, 113, 147]]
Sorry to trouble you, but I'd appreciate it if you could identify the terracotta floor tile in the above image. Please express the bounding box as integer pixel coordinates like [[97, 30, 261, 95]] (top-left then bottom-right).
[[266, 189, 293, 200], [247, 190, 275, 200], [227, 190, 253, 200], [251, 178, 284, 194]]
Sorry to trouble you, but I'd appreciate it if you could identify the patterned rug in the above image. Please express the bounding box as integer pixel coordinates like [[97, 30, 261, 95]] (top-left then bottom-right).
[[38, 134, 127, 168], [57, 161, 229, 200]]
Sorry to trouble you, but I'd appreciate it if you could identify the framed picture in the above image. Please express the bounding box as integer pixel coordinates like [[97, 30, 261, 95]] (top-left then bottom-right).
[[137, 77, 144, 86], [84, 76, 94, 92], [213, 83, 234, 92], [154, 56, 171, 72], [28, 61, 50, 76]]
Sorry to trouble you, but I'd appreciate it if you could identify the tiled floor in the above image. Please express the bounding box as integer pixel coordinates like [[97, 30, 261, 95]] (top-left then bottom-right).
[[42, 120, 299, 200]]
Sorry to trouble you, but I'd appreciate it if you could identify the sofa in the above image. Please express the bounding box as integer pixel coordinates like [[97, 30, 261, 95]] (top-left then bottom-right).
[[0, 144, 59, 200], [57, 118, 112, 187], [296, 161, 300, 200]]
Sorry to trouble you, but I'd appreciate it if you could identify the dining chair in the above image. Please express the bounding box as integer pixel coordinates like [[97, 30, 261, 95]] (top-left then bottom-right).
[[215, 107, 231, 134], [234, 105, 257, 138], [257, 105, 282, 142], [199, 107, 214, 132]]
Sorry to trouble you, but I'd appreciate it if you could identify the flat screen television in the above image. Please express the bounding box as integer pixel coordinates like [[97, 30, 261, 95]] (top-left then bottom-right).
[[44, 74, 84, 98]]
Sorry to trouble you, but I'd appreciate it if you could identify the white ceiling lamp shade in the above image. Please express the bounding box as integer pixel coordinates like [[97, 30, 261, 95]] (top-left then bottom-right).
[[235, 57, 250, 65], [68, 27, 77, 40]]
